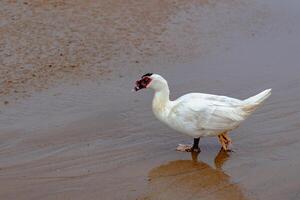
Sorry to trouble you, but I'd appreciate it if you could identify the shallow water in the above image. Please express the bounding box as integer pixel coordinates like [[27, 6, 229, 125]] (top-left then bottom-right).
[[145, 151, 248, 200], [0, 0, 300, 200]]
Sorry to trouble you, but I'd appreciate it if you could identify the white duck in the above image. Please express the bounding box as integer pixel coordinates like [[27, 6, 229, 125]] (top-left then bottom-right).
[[134, 73, 271, 151]]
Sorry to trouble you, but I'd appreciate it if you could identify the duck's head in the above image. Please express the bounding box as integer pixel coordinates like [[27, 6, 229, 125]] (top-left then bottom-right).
[[134, 73, 168, 92]]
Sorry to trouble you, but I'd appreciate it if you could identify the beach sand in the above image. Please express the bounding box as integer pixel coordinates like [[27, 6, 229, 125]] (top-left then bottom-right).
[[0, 0, 300, 199]]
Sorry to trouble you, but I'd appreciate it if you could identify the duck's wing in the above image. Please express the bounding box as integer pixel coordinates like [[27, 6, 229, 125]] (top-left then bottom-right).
[[171, 96, 248, 131], [176, 93, 243, 106]]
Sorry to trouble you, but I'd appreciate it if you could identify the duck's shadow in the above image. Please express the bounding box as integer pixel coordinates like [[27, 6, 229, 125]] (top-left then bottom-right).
[[143, 149, 248, 200]]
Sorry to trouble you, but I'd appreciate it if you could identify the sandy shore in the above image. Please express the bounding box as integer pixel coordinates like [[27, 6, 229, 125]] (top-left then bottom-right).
[[0, 0, 266, 103], [1, 0, 300, 199]]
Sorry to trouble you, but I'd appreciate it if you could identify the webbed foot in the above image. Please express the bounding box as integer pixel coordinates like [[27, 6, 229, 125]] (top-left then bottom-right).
[[176, 144, 201, 152]]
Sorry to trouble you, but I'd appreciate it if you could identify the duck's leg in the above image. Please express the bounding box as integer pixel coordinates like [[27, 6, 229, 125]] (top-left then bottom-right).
[[192, 137, 201, 152], [176, 138, 201, 152], [218, 134, 227, 150], [218, 132, 231, 151], [222, 133, 232, 145]]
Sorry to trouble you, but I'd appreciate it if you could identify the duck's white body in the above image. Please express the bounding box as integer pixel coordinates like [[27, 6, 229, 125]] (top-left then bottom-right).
[[149, 74, 271, 138]]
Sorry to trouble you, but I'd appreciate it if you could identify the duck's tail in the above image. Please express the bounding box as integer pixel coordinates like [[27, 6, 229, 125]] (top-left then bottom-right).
[[242, 89, 272, 113]]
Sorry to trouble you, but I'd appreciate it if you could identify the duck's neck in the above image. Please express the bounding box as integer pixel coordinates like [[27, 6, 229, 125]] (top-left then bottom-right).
[[152, 85, 171, 121]]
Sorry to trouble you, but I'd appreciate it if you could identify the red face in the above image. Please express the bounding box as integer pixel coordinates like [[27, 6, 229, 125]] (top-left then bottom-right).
[[134, 76, 152, 91]]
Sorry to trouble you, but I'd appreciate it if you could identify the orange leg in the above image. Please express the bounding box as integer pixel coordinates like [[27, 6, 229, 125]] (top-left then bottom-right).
[[222, 133, 231, 145], [218, 132, 232, 151], [218, 134, 227, 150]]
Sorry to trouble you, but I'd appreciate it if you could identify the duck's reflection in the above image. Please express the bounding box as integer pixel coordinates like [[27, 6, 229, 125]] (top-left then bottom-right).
[[144, 149, 248, 200]]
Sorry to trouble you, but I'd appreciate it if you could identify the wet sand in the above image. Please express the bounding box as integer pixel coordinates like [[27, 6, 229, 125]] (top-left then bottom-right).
[[1, 0, 300, 200]]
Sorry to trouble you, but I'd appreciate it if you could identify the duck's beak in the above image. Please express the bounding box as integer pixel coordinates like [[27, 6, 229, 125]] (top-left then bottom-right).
[[134, 86, 140, 91], [134, 80, 142, 91], [134, 77, 151, 92]]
